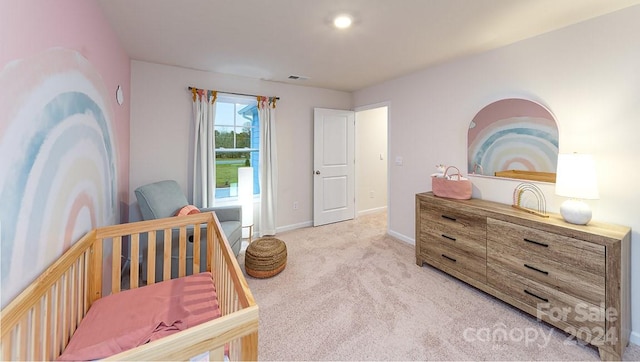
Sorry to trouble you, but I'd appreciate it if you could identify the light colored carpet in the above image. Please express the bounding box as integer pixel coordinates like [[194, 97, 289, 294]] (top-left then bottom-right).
[[239, 212, 640, 361]]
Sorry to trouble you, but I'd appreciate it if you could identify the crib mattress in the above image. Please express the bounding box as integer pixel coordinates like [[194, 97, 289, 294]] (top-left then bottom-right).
[[58, 272, 221, 361]]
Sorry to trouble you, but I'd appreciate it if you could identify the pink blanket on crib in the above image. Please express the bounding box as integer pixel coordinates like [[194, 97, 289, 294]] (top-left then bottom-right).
[[58, 272, 221, 361]]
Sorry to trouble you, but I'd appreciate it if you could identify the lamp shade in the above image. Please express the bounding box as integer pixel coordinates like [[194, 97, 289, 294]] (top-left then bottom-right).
[[555, 153, 599, 200], [238, 167, 254, 227]]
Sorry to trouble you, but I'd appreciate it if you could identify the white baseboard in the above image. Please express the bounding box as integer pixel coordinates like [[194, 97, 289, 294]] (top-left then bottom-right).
[[276, 220, 313, 234], [275, 207, 388, 234], [357, 206, 387, 217], [388, 229, 414, 246], [630, 330, 640, 346]]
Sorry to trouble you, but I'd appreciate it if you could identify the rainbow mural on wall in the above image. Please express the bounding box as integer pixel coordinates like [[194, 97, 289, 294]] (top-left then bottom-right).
[[0, 48, 118, 307], [467, 98, 559, 177]]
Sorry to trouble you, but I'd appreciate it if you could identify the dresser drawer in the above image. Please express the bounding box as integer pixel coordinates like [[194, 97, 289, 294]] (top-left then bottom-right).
[[423, 241, 486, 283], [419, 221, 486, 260], [487, 218, 605, 275], [421, 202, 486, 237], [488, 241, 605, 306], [488, 263, 605, 344], [420, 202, 486, 256]]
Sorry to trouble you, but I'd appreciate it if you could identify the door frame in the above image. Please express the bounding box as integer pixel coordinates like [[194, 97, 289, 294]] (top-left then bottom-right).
[[354, 101, 390, 231]]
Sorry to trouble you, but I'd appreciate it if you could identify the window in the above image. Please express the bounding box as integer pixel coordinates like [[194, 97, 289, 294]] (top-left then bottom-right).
[[214, 96, 260, 199]]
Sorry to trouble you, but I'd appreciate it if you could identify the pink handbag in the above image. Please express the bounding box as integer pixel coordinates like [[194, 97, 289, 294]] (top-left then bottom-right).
[[431, 166, 472, 200]]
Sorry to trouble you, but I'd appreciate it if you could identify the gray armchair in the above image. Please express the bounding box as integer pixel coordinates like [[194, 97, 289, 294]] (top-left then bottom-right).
[[134, 180, 243, 279]]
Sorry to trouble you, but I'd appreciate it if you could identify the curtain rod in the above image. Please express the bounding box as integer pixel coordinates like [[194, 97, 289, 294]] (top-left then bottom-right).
[[188, 87, 280, 100]]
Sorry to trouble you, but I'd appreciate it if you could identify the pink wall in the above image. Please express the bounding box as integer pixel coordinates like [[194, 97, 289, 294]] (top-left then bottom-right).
[[1, 0, 130, 160], [0, 0, 130, 307]]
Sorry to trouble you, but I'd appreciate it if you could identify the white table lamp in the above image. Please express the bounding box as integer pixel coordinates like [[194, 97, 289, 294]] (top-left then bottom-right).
[[238, 167, 254, 241], [555, 153, 599, 225]]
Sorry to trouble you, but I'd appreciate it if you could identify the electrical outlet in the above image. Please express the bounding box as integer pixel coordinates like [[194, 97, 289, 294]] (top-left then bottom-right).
[[293, 201, 299, 210]]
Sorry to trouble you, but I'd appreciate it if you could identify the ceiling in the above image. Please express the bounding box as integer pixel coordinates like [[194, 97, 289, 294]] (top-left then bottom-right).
[[98, 0, 640, 92]]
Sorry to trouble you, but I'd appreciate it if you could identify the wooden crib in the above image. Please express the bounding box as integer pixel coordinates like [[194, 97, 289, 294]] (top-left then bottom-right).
[[0, 212, 258, 361]]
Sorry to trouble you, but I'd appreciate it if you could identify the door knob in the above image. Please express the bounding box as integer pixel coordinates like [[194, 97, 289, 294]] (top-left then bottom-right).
[[315, 170, 321, 175]]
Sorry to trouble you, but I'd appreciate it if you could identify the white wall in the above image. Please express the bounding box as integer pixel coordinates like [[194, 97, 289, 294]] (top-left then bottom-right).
[[353, 7, 640, 343], [129, 61, 352, 232], [355, 106, 388, 214]]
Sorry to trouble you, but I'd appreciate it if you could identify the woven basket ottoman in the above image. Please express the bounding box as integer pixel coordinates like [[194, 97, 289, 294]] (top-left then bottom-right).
[[244, 237, 287, 278]]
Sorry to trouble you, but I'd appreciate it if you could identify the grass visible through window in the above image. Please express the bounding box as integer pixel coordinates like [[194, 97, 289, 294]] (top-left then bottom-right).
[[216, 158, 248, 187]]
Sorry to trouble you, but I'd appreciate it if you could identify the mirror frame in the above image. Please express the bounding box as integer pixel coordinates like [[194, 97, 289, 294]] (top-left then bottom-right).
[[467, 98, 559, 183]]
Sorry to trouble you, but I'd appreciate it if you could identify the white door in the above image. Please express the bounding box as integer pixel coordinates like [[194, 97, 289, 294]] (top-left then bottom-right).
[[313, 108, 355, 226]]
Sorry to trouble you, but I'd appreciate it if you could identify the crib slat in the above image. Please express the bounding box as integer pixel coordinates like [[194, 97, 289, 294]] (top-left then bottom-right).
[[52, 281, 61, 358], [59, 278, 67, 356], [1, 329, 11, 360], [61, 270, 70, 348], [147, 231, 156, 284], [69, 267, 76, 342], [224, 250, 229, 312], [112, 236, 122, 293], [241, 331, 259, 361], [27, 309, 35, 361], [228, 339, 236, 361], [221, 264, 227, 315], [44, 289, 52, 359], [226, 264, 232, 314], [178, 226, 186, 277], [130, 234, 140, 289], [49, 284, 56, 359], [75, 256, 84, 331], [33, 297, 43, 360], [211, 346, 224, 361], [82, 250, 90, 316], [75, 257, 84, 326], [163, 229, 171, 281], [228, 264, 233, 314], [18, 314, 28, 360], [69, 262, 77, 338], [213, 227, 220, 287], [89, 239, 103, 305], [230, 265, 235, 313], [193, 224, 201, 274], [221, 263, 227, 315], [77, 255, 88, 325], [208, 223, 215, 272]]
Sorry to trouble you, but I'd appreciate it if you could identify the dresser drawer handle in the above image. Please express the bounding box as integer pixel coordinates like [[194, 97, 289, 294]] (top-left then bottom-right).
[[441, 234, 456, 241], [441, 215, 457, 222], [524, 264, 549, 275], [441, 254, 457, 263], [524, 289, 549, 303], [524, 238, 549, 247]]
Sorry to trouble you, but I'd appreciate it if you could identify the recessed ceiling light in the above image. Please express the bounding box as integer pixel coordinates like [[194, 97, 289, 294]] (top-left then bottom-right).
[[333, 14, 352, 29]]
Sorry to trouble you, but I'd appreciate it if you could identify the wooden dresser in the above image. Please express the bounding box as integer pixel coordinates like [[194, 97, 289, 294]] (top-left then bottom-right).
[[415, 192, 631, 360]]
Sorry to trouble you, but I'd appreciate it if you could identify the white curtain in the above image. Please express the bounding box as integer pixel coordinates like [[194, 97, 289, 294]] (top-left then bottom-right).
[[258, 97, 278, 236], [192, 90, 216, 208]]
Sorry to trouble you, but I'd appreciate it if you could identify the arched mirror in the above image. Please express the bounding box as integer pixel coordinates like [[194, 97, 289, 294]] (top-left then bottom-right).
[[467, 98, 559, 183]]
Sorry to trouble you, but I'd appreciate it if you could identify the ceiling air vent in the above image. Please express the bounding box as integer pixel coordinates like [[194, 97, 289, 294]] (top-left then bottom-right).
[[288, 75, 309, 80]]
